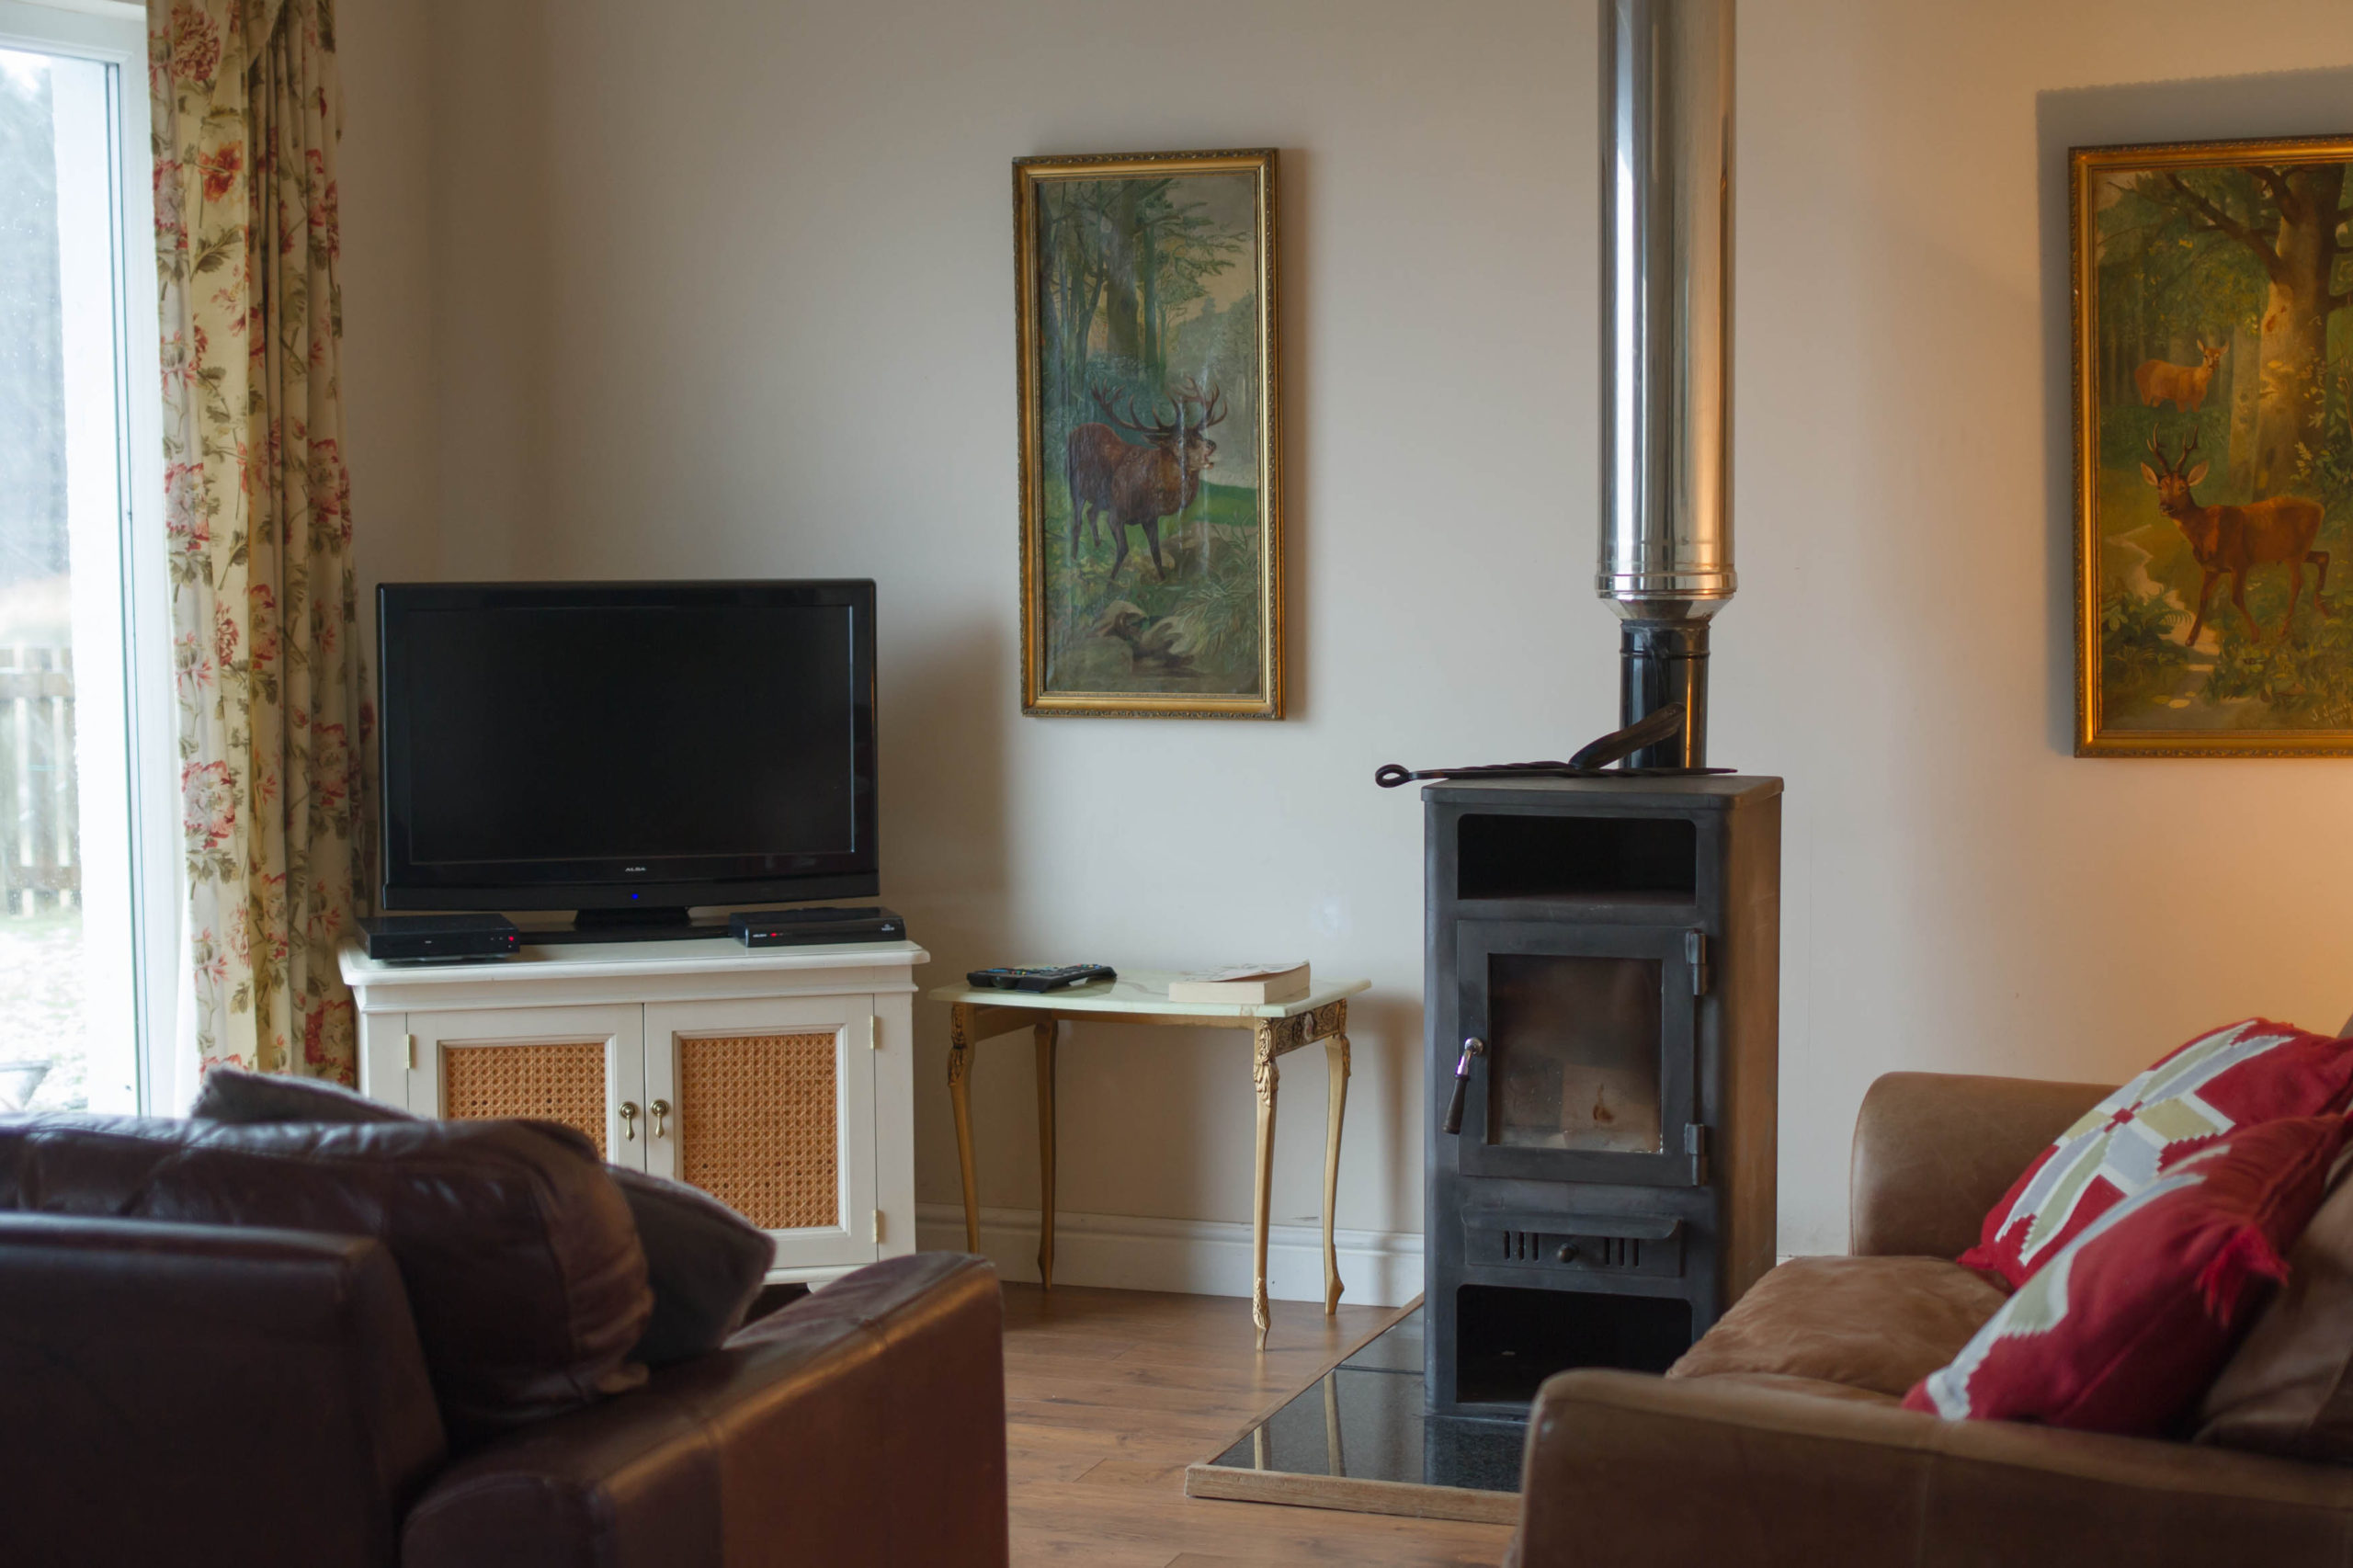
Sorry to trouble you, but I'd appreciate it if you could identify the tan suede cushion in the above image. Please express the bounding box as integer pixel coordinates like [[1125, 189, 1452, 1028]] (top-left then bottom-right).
[[1665, 1255, 2008, 1397], [2199, 1154, 2353, 1460], [1689, 1371, 1902, 1406]]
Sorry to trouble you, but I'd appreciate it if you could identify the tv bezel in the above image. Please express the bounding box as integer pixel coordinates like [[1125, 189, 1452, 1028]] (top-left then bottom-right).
[[376, 580, 879, 913]]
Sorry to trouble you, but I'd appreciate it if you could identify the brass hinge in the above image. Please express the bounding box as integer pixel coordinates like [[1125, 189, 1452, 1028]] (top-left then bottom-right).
[[404, 1033, 416, 1070], [864, 1017, 879, 1051], [872, 1208, 884, 1244], [1685, 931, 1711, 995]]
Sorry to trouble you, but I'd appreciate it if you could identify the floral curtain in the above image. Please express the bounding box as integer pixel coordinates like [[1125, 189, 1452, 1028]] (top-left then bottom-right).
[[151, 0, 366, 1086]]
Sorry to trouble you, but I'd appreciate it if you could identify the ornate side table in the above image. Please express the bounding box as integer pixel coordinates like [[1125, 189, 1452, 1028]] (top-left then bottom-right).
[[930, 971, 1370, 1350]]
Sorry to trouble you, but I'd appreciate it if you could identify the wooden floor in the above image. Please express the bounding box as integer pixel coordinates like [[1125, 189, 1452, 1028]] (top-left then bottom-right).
[[1001, 1283, 1514, 1568]]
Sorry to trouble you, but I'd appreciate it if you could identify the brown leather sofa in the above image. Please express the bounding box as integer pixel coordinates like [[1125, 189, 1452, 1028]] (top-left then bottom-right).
[[0, 1117, 1008, 1568], [1513, 1071, 2353, 1566]]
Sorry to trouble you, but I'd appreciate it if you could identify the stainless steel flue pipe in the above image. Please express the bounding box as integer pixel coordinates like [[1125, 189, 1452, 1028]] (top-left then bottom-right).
[[1598, 0, 1733, 768]]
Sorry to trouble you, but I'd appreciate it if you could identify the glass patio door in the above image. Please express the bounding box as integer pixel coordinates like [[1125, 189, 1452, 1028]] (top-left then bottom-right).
[[0, 4, 170, 1113]]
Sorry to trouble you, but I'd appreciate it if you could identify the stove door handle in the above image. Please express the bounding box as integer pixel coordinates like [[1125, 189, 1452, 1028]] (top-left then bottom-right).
[[1441, 1038, 1485, 1135]]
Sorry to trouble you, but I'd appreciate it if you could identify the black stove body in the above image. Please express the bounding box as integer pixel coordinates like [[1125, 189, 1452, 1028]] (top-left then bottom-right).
[[1423, 773, 1779, 1419]]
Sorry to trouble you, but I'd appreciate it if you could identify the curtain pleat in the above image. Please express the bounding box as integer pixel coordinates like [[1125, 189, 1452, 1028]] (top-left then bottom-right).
[[151, 0, 366, 1086]]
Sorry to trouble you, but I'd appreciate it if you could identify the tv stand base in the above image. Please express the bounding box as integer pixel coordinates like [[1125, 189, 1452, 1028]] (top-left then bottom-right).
[[343, 934, 929, 1284], [572, 903, 696, 927]]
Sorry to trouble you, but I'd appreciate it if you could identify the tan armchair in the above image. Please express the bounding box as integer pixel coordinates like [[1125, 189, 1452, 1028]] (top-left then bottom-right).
[[1512, 1072, 2353, 1566]]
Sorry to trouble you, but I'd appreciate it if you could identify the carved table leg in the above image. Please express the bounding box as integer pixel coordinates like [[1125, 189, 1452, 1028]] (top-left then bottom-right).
[[1252, 1019, 1279, 1352], [1035, 1019, 1058, 1290], [1322, 1025, 1350, 1315], [949, 1004, 979, 1254]]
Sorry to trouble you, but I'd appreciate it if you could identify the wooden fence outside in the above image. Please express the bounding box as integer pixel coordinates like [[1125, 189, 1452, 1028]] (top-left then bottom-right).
[[0, 647, 79, 917]]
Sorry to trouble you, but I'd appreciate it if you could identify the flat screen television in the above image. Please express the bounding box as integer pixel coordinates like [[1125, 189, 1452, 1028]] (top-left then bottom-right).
[[377, 581, 877, 926]]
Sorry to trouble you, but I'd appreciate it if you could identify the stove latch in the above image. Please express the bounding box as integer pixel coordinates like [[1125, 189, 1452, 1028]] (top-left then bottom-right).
[[1441, 1037, 1485, 1135]]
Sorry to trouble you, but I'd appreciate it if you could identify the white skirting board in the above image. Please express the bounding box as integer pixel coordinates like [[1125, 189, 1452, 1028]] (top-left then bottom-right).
[[915, 1203, 1424, 1307]]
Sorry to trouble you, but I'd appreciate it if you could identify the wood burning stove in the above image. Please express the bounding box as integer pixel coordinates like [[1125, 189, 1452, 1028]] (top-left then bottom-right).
[[1423, 776, 1778, 1418], [1206, 1, 1773, 1506], [1380, 0, 1777, 1435]]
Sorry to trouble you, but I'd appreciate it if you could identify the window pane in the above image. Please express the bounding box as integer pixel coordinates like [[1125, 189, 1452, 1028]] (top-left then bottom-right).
[[0, 46, 136, 1114]]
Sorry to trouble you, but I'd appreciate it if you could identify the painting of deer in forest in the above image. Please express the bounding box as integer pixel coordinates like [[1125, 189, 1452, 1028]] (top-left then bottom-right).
[[2074, 135, 2353, 756], [1015, 151, 1281, 718], [1067, 375, 1228, 580]]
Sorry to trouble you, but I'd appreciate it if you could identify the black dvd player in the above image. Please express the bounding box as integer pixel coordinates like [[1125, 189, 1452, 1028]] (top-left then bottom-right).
[[729, 905, 904, 948], [360, 913, 521, 963]]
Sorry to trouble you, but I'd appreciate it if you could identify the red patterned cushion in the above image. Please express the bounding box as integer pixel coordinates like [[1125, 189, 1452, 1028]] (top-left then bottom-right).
[[1960, 1019, 2353, 1289], [1904, 1115, 2347, 1433]]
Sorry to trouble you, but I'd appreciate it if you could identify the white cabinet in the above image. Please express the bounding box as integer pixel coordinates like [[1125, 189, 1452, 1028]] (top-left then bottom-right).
[[340, 937, 926, 1285]]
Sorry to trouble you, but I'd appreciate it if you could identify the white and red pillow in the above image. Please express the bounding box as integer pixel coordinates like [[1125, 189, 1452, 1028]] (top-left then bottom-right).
[[1907, 1114, 2348, 1434], [1959, 1019, 2353, 1290]]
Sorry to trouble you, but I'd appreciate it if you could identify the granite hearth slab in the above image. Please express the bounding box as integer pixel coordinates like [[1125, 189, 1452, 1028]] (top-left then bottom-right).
[[1183, 1309, 1525, 1526]]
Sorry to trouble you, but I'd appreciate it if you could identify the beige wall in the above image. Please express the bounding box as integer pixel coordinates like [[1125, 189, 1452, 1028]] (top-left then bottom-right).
[[333, 0, 2353, 1264], [335, 0, 434, 649]]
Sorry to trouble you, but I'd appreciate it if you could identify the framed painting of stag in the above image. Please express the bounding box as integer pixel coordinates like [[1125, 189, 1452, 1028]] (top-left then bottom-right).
[[2073, 134, 2353, 756], [1013, 149, 1282, 718]]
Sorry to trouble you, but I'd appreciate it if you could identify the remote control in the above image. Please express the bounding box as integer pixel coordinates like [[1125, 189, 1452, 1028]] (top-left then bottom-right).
[[966, 964, 1117, 994]]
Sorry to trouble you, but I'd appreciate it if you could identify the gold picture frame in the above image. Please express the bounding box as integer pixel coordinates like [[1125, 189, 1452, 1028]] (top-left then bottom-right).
[[1014, 149, 1283, 719], [2072, 134, 2353, 756]]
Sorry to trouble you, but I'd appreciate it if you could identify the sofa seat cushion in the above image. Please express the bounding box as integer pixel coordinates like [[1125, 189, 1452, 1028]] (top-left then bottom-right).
[[1665, 1256, 2007, 1397], [0, 1112, 653, 1445], [194, 1066, 775, 1366], [1688, 1371, 1902, 1406]]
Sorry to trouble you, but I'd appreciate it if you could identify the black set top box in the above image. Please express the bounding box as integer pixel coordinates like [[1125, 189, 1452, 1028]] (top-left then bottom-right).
[[360, 914, 520, 963], [729, 906, 904, 948]]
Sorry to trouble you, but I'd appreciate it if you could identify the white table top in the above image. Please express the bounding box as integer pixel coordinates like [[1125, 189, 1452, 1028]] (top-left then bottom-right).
[[926, 969, 1369, 1019], [339, 936, 931, 988]]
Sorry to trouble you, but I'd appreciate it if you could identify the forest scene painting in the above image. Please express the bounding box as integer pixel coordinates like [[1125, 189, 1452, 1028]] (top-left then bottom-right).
[[2076, 137, 2353, 755], [1015, 152, 1280, 717]]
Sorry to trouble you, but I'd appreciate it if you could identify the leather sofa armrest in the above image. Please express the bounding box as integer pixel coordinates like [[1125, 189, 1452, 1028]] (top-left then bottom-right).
[[403, 1252, 1007, 1568], [1849, 1071, 2112, 1259], [0, 1212, 447, 1568], [1517, 1369, 2353, 1567]]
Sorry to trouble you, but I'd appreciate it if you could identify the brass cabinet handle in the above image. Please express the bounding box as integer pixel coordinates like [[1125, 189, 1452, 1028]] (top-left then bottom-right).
[[620, 1101, 639, 1141], [650, 1099, 670, 1139]]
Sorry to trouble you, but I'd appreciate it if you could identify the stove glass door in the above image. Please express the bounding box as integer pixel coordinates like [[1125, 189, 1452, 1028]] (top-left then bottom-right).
[[1456, 921, 1699, 1187], [1487, 952, 1663, 1154]]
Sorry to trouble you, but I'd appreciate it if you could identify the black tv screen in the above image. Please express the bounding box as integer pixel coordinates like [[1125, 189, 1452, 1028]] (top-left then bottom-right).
[[378, 582, 877, 912]]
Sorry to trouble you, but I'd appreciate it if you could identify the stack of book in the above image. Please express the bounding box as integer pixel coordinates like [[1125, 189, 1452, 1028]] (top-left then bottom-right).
[[1166, 962, 1311, 1005]]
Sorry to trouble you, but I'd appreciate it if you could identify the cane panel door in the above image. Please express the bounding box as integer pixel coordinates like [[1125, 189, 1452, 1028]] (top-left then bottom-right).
[[405, 1005, 647, 1168], [642, 995, 878, 1270]]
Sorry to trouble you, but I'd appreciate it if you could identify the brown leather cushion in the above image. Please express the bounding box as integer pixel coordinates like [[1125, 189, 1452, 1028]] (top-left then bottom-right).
[[1665, 1255, 2008, 1397], [0, 1112, 652, 1444], [193, 1066, 776, 1366], [2199, 1153, 2353, 1460]]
